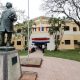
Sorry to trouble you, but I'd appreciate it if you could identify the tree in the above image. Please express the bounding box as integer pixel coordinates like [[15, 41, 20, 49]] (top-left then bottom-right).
[[23, 20, 34, 36], [15, 20, 34, 49], [41, 0, 80, 27], [48, 17, 65, 51], [21, 20, 34, 46]]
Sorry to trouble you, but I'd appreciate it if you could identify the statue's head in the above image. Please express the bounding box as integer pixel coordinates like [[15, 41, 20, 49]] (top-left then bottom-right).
[[6, 2, 12, 9]]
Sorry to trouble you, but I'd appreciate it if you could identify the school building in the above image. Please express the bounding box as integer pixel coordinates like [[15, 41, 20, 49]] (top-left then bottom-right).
[[13, 16, 80, 50], [12, 25, 26, 50], [30, 16, 80, 50]]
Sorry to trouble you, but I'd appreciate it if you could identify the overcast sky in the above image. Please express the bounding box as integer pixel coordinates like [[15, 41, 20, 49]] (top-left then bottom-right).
[[0, 0, 44, 19]]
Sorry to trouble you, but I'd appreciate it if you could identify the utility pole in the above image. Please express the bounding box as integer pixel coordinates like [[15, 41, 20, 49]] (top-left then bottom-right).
[[27, 0, 30, 58]]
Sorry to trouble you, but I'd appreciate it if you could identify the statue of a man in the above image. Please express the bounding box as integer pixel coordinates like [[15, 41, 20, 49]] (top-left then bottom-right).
[[0, 2, 17, 46]]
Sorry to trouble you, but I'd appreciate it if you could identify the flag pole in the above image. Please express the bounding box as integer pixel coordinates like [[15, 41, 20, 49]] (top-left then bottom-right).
[[27, 0, 29, 58]]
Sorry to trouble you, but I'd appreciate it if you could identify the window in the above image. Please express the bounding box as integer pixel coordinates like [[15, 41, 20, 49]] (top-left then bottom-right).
[[12, 41, 14, 45], [64, 26, 69, 31], [38, 27, 40, 31], [74, 40, 77, 44], [33, 28, 36, 31], [73, 27, 77, 31], [17, 41, 21, 45], [65, 40, 70, 44], [25, 41, 27, 45], [40, 27, 44, 31], [17, 29, 21, 33], [42, 27, 44, 31]]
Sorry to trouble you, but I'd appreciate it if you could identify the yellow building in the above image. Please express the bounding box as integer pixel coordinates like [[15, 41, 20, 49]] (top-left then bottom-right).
[[30, 16, 80, 50], [12, 25, 27, 50], [30, 16, 51, 49], [12, 16, 80, 50], [59, 20, 80, 49]]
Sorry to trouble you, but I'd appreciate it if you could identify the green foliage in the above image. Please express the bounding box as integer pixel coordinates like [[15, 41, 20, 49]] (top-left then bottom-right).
[[48, 27, 54, 35], [18, 49, 28, 56], [22, 20, 33, 33], [45, 49, 80, 62], [48, 17, 62, 34], [48, 17, 65, 50], [14, 20, 34, 49], [15, 20, 34, 34]]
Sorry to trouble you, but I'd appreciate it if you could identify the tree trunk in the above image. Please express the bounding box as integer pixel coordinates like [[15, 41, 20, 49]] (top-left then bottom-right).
[[54, 32, 58, 51]]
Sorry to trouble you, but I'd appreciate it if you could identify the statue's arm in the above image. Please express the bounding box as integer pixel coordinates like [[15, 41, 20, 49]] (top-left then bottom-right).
[[13, 12, 17, 21], [8, 11, 17, 22]]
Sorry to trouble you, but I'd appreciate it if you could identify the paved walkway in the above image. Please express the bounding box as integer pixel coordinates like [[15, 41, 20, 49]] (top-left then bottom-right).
[[28, 49, 43, 58], [21, 49, 80, 80], [20, 49, 43, 59]]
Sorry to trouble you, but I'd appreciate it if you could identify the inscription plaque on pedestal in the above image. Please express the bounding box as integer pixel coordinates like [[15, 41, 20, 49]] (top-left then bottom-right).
[[12, 56, 17, 65]]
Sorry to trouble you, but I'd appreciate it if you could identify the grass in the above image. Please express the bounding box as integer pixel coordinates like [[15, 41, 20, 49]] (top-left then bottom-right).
[[18, 49, 80, 62], [44, 49, 80, 62], [18, 49, 28, 56]]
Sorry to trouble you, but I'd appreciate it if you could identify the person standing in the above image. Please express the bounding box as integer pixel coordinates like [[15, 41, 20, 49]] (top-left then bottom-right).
[[42, 45, 45, 53], [0, 2, 17, 46]]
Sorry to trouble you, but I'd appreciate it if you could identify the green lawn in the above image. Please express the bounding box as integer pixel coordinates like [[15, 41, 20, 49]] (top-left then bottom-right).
[[18, 50, 28, 56], [44, 49, 80, 62], [18, 49, 80, 62]]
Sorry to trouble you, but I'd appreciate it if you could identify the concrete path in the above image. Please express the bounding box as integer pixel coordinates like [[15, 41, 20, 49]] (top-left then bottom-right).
[[21, 49, 80, 80], [20, 49, 43, 59], [28, 49, 43, 58]]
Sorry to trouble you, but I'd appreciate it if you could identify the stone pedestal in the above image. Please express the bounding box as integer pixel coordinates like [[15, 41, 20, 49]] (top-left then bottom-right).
[[0, 47, 21, 80]]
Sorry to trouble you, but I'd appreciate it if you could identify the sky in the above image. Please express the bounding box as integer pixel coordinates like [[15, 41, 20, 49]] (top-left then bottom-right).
[[0, 0, 44, 19]]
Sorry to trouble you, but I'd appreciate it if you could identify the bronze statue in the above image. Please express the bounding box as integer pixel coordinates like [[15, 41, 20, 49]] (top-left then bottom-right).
[[0, 2, 17, 46]]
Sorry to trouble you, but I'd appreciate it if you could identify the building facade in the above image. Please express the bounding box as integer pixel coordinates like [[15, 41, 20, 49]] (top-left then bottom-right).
[[12, 16, 80, 50], [12, 25, 26, 50], [30, 16, 55, 50], [59, 20, 80, 49], [30, 16, 80, 50]]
